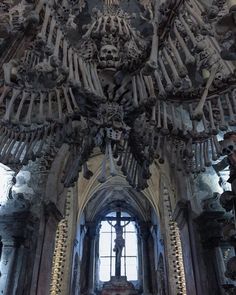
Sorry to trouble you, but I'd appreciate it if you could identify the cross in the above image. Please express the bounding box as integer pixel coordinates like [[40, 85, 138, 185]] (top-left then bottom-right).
[[104, 212, 135, 277]]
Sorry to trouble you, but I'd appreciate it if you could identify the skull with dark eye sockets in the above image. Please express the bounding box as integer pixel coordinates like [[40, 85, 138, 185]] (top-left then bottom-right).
[[99, 45, 120, 69]]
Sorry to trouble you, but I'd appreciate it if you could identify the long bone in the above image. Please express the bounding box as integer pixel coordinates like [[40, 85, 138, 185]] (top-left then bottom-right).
[[4, 88, 21, 122], [157, 100, 162, 129], [68, 47, 74, 83], [151, 105, 156, 125], [62, 39, 69, 70], [117, 16, 123, 36], [185, 2, 211, 34], [35, 0, 45, 14], [199, 142, 205, 172], [178, 14, 198, 50], [62, 86, 73, 114], [131, 160, 138, 188], [170, 139, 176, 168], [47, 91, 53, 121], [159, 57, 174, 92], [217, 96, 228, 131], [158, 136, 165, 164], [116, 140, 127, 167], [121, 145, 131, 175], [0, 86, 11, 105], [213, 135, 221, 156], [101, 16, 109, 35], [11, 132, 24, 163], [0, 128, 9, 150], [47, 17, 56, 50], [98, 144, 108, 183], [55, 88, 63, 121], [15, 132, 30, 163], [69, 88, 79, 111], [123, 19, 131, 38], [0, 131, 15, 160], [171, 104, 179, 135], [162, 48, 181, 87], [210, 136, 218, 161], [161, 100, 169, 135], [53, 28, 63, 61], [126, 153, 134, 183], [78, 57, 89, 90], [132, 76, 139, 108], [136, 75, 145, 104], [93, 63, 104, 97], [90, 63, 102, 96], [83, 21, 97, 39], [231, 90, 236, 114], [38, 5, 51, 40], [168, 35, 188, 78], [192, 64, 219, 120], [15, 91, 30, 123], [225, 93, 236, 125], [139, 73, 148, 98], [73, 53, 81, 86], [154, 70, 166, 99], [202, 112, 210, 135], [143, 14, 158, 74], [94, 18, 103, 36], [35, 127, 49, 158], [38, 91, 46, 123], [179, 104, 188, 136], [110, 16, 116, 33], [85, 63, 96, 93], [23, 129, 42, 163], [25, 92, 37, 125], [204, 140, 211, 167], [207, 100, 218, 135], [108, 141, 117, 176], [144, 76, 156, 102], [177, 142, 184, 171], [21, 131, 37, 164], [173, 22, 195, 65], [185, 137, 194, 158], [193, 143, 200, 173]]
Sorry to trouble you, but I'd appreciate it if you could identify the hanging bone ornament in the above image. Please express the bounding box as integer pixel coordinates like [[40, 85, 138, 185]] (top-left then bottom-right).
[[168, 35, 188, 78], [192, 64, 220, 120], [0, 0, 235, 190], [173, 22, 195, 65]]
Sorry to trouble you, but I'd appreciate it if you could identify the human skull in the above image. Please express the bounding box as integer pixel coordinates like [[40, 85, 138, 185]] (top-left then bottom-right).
[[99, 45, 120, 69], [221, 137, 236, 156], [220, 191, 236, 211]]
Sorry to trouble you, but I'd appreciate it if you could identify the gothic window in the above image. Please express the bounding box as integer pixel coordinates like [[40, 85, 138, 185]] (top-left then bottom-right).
[[99, 211, 138, 282]]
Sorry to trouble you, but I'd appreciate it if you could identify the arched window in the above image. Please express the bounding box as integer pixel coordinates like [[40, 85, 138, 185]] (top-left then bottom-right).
[[99, 211, 138, 282]]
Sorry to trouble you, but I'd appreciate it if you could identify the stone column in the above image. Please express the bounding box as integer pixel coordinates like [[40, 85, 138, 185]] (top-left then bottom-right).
[[87, 223, 98, 295], [0, 237, 23, 294], [139, 223, 151, 295]]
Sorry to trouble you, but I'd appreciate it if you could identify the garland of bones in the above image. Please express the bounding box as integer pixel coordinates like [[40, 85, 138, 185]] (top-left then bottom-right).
[[0, 0, 235, 190]]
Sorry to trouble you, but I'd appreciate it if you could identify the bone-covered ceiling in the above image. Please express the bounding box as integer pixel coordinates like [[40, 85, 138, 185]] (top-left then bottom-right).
[[0, 0, 235, 190]]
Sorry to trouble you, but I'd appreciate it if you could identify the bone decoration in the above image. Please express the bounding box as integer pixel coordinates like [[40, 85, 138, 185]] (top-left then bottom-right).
[[0, 0, 236, 191]]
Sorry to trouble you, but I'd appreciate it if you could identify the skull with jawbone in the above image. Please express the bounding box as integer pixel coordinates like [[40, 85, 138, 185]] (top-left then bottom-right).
[[99, 45, 120, 69]]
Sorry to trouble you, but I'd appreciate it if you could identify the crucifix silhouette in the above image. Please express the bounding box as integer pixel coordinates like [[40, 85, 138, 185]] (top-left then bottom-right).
[[106, 211, 132, 277]]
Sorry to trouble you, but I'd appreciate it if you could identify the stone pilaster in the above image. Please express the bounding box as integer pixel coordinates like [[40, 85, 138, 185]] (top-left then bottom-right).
[[139, 222, 151, 295], [87, 222, 98, 295]]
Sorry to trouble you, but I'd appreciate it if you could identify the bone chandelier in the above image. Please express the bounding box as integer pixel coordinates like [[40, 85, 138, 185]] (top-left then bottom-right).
[[0, 0, 235, 190]]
